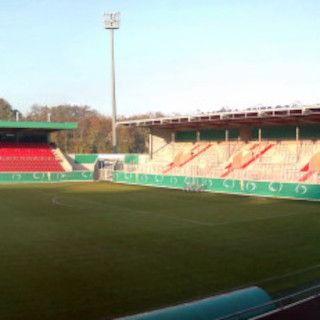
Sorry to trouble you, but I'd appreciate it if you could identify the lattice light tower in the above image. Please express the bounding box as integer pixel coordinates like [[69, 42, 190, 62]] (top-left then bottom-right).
[[104, 12, 120, 153]]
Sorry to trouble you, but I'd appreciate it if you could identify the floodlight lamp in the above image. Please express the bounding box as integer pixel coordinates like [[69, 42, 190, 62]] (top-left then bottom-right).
[[104, 12, 120, 29]]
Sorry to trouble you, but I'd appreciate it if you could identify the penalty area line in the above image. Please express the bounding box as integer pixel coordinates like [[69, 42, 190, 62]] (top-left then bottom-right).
[[51, 195, 304, 228]]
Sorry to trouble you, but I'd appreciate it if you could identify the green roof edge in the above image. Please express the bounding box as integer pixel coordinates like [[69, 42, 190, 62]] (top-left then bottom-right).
[[0, 121, 78, 130]]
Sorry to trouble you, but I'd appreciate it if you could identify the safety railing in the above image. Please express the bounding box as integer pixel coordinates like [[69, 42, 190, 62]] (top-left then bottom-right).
[[216, 283, 320, 320]]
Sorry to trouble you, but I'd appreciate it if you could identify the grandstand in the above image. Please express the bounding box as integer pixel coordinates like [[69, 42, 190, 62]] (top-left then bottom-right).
[[0, 142, 64, 172], [113, 105, 320, 200], [0, 120, 94, 182]]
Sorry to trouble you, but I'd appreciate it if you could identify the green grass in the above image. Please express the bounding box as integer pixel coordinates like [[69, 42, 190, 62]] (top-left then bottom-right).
[[0, 182, 320, 320]]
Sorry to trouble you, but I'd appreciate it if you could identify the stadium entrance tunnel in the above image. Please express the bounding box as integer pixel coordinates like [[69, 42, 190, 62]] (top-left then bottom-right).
[[115, 286, 273, 320]]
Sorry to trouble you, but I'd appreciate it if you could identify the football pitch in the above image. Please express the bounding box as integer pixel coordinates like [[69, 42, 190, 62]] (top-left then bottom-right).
[[1, 182, 320, 320]]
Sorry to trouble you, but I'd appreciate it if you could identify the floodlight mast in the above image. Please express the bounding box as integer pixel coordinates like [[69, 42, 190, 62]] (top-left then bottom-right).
[[104, 12, 120, 153]]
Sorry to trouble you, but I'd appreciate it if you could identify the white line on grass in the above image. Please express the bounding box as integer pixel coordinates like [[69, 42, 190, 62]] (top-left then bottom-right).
[[256, 262, 320, 286], [223, 261, 320, 296], [51, 194, 320, 298], [51, 195, 304, 228]]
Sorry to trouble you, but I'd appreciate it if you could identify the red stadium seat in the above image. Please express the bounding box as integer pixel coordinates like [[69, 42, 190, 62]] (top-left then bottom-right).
[[0, 142, 64, 172]]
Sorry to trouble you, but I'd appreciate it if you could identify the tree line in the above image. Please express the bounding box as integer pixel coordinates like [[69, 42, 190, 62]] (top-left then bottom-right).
[[0, 98, 162, 154]]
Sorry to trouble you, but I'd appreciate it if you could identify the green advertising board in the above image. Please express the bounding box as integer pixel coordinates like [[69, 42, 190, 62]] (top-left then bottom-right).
[[74, 154, 98, 164], [112, 171, 320, 201], [0, 171, 94, 184]]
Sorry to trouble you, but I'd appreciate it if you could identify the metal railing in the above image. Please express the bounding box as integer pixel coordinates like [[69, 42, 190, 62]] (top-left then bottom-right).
[[215, 283, 320, 320]]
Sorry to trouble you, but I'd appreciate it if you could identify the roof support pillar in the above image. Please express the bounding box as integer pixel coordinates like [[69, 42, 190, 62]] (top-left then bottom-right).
[[196, 130, 200, 142], [171, 132, 175, 143], [258, 128, 262, 142], [296, 126, 300, 162], [226, 129, 230, 157], [171, 132, 175, 159], [149, 133, 153, 160]]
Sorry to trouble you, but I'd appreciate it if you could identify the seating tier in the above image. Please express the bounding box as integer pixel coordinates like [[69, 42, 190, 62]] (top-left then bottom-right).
[[0, 142, 64, 172]]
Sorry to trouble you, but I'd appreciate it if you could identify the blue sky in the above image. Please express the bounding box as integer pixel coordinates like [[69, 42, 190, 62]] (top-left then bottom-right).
[[1, 0, 320, 116]]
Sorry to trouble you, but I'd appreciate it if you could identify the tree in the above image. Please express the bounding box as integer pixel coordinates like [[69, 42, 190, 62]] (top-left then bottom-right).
[[0, 99, 165, 154], [26, 104, 113, 153], [0, 98, 16, 120]]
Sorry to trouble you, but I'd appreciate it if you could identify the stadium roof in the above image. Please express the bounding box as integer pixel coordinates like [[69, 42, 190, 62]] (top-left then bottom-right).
[[117, 105, 320, 129], [0, 121, 78, 132]]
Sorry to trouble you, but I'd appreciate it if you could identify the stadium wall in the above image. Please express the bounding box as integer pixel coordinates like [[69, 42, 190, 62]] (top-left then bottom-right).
[[0, 171, 94, 184], [112, 171, 320, 201], [74, 154, 98, 164]]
